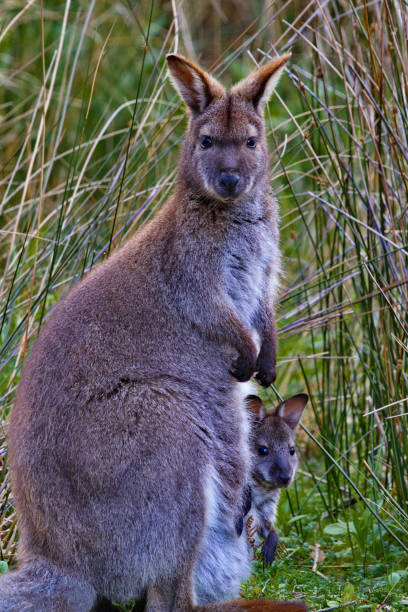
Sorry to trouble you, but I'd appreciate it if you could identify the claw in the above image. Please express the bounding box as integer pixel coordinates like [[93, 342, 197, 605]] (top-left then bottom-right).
[[255, 366, 276, 388], [230, 354, 256, 382]]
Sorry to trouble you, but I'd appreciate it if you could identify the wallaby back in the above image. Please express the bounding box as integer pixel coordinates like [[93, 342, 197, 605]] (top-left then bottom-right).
[[1, 54, 304, 611]]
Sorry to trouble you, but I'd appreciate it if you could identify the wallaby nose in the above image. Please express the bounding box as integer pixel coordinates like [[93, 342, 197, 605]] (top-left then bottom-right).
[[219, 171, 240, 193], [279, 473, 291, 485]]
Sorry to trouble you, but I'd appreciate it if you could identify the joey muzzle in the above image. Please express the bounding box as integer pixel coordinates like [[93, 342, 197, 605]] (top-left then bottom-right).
[[274, 457, 293, 487], [277, 473, 291, 486]]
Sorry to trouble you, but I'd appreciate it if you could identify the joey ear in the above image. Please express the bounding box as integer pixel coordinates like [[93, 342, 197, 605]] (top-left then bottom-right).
[[231, 53, 291, 113], [245, 395, 266, 422], [166, 54, 225, 115], [275, 393, 308, 430]]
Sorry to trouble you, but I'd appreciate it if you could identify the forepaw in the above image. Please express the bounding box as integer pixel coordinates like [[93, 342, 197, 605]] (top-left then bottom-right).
[[262, 531, 279, 565], [255, 337, 277, 387], [230, 352, 256, 382], [255, 362, 276, 387]]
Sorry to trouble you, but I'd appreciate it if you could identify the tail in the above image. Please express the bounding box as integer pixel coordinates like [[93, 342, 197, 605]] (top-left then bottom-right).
[[0, 561, 96, 612], [195, 600, 307, 611]]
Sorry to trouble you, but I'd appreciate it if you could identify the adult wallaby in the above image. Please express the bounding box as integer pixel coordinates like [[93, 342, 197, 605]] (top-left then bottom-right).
[[245, 394, 308, 565], [0, 54, 306, 612]]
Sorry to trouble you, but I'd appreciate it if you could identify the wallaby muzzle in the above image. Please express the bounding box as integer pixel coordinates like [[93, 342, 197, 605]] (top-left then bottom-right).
[[217, 171, 241, 199]]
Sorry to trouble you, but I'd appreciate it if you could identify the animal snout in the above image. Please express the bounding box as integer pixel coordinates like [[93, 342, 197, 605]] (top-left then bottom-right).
[[219, 171, 240, 193], [278, 473, 291, 486]]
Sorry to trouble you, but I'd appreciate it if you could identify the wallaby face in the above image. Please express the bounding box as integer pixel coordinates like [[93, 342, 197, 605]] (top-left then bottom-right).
[[183, 100, 264, 202], [248, 394, 308, 490], [244, 394, 308, 565], [168, 54, 288, 203], [247, 394, 308, 490], [0, 54, 308, 612]]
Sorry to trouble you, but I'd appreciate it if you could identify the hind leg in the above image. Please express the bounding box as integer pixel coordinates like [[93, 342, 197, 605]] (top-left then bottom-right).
[[0, 560, 97, 612], [93, 594, 145, 612], [92, 598, 122, 611], [144, 570, 195, 612]]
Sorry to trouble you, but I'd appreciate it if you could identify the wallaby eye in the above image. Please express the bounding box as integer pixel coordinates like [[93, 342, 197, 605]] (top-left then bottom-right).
[[257, 446, 269, 456], [289, 446, 296, 456], [246, 137, 257, 149], [200, 135, 213, 149]]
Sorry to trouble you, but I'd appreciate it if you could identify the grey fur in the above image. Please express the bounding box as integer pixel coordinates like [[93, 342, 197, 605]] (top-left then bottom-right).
[[0, 54, 294, 612], [246, 395, 308, 565]]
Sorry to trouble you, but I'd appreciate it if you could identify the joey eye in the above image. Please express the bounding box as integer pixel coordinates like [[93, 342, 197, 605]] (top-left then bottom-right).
[[289, 446, 296, 456], [246, 137, 257, 149], [257, 446, 269, 456], [200, 135, 213, 149]]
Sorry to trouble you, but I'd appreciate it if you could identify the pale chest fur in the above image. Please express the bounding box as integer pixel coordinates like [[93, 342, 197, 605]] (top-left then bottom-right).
[[251, 484, 280, 536], [223, 210, 280, 344]]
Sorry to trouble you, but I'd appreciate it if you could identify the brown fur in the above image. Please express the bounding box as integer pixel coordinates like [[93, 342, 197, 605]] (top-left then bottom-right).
[[246, 394, 308, 565], [0, 54, 303, 611]]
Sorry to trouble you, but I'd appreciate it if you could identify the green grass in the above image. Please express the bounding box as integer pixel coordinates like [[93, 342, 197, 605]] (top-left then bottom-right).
[[242, 472, 408, 611], [1, 0, 408, 609]]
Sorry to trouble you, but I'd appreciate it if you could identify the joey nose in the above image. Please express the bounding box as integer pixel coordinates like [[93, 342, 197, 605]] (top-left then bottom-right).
[[279, 473, 291, 485], [219, 171, 240, 193]]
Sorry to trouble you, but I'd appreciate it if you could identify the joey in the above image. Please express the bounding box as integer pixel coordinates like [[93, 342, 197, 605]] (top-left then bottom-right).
[[245, 394, 308, 565]]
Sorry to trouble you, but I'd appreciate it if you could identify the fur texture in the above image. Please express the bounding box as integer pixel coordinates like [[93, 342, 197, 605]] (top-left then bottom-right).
[[246, 395, 308, 565], [1, 54, 299, 612]]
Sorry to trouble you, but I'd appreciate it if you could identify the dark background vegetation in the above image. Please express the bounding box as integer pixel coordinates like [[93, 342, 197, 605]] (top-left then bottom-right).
[[1, 0, 407, 609]]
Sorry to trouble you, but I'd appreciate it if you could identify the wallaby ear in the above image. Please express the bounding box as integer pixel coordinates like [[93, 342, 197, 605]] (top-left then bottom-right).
[[231, 53, 291, 114], [245, 395, 266, 422], [275, 393, 308, 430], [166, 54, 225, 115]]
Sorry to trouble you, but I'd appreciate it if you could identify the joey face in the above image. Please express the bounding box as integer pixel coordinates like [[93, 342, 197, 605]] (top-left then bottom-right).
[[252, 415, 298, 489], [246, 393, 308, 491], [166, 53, 291, 203]]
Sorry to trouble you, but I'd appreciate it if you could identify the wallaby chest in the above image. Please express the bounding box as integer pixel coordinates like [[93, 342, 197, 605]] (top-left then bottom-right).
[[223, 211, 276, 332]]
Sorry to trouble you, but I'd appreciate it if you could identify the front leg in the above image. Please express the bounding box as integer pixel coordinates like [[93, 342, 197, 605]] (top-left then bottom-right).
[[179, 291, 258, 381], [207, 304, 258, 382], [255, 311, 277, 387], [229, 324, 258, 382], [165, 247, 258, 381]]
